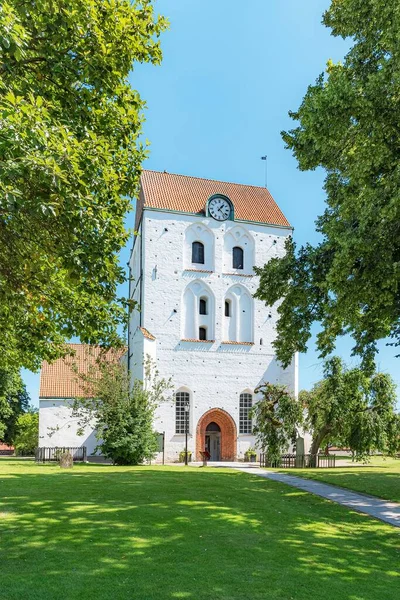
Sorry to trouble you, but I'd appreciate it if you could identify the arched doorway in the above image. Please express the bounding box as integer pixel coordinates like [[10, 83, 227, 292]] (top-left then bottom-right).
[[196, 408, 237, 461], [205, 422, 221, 461]]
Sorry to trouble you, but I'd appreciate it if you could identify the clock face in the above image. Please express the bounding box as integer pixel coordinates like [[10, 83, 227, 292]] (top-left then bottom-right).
[[208, 197, 231, 221]]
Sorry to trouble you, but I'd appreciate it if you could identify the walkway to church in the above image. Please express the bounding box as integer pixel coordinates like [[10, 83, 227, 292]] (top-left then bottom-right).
[[204, 462, 400, 528]]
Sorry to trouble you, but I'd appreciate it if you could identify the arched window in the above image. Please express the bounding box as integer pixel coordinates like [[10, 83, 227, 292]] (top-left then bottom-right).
[[239, 393, 253, 434], [192, 241, 205, 264], [199, 326, 207, 340], [233, 246, 244, 269], [225, 300, 231, 317], [175, 391, 190, 434], [199, 297, 207, 315]]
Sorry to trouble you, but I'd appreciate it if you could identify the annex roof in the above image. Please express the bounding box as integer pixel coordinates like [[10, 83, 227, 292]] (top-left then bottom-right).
[[39, 344, 126, 399], [135, 170, 291, 230]]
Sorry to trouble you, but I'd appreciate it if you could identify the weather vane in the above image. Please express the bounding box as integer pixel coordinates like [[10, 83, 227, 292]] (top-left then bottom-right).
[[261, 155, 267, 188]]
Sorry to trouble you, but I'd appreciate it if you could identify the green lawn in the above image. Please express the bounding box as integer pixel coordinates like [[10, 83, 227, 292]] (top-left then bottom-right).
[[0, 460, 399, 600], [279, 457, 400, 503]]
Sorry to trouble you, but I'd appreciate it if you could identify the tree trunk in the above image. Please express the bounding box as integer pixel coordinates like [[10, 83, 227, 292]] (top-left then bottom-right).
[[309, 425, 331, 466]]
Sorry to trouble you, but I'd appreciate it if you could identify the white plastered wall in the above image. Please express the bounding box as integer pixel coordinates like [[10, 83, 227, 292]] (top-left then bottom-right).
[[129, 209, 299, 463], [39, 399, 99, 455]]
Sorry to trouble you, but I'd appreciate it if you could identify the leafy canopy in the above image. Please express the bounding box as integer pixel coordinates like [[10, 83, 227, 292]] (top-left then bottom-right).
[[300, 357, 398, 460], [252, 359, 399, 462], [72, 357, 171, 465], [0, 369, 30, 443], [0, 1, 167, 371], [255, 0, 400, 369], [13, 411, 39, 455], [252, 382, 303, 463]]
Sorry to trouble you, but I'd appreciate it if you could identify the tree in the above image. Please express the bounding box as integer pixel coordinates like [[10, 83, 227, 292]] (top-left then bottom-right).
[[255, 1, 400, 370], [0, 1, 168, 372], [13, 411, 39, 455], [252, 382, 303, 464], [0, 369, 30, 443], [300, 357, 399, 461], [72, 357, 171, 465]]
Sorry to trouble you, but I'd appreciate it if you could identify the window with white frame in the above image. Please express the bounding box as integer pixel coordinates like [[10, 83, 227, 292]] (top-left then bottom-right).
[[239, 393, 252, 434], [175, 391, 190, 434]]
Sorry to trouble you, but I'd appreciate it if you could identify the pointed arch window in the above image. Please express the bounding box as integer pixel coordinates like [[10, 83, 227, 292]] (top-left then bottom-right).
[[175, 391, 190, 434], [225, 300, 231, 317], [239, 393, 253, 433], [199, 297, 207, 315], [192, 241, 205, 264], [233, 246, 244, 269]]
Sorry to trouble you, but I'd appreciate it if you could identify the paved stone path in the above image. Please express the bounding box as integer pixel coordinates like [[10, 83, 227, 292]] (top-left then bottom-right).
[[234, 466, 400, 528]]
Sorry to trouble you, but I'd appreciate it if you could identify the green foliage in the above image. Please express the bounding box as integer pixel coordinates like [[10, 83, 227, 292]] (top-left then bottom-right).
[[252, 382, 303, 463], [179, 450, 192, 463], [72, 357, 171, 465], [0, 369, 30, 442], [244, 446, 257, 457], [0, 1, 168, 371], [13, 411, 38, 455], [255, 1, 400, 369], [300, 357, 399, 460]]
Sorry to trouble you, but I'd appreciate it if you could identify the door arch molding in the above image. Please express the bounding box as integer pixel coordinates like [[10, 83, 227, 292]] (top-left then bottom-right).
[[196, 408, 237, 461]]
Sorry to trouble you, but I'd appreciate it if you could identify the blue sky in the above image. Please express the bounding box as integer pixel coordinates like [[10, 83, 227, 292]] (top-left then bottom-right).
[[23, 0, 400, 406]]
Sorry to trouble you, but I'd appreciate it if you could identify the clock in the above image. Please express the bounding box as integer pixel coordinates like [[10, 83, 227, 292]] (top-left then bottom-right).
[[208, 196, 231, 221]]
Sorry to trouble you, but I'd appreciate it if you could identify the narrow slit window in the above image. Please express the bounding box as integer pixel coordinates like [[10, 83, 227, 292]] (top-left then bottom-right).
[[199, 326, 207, 340], [199, 298, 207, 315], [192, 241, 205, 264], [225, 300, 231, 317], [233, 246, 244, 269]]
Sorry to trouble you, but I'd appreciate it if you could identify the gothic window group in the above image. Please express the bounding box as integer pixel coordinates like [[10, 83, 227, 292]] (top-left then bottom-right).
[[191, 241, 244, 270], [183, 281, 253, 343]]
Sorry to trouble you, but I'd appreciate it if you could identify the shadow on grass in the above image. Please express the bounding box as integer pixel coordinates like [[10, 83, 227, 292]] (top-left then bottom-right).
[[0, 465, 399, 600]]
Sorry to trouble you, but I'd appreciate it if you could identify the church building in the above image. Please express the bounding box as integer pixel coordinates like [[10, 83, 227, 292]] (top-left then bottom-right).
[[129, 170, 297, 462], [38, 169, 298, 462]]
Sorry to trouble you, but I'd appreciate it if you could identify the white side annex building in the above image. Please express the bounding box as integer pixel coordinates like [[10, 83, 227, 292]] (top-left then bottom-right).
[[39, 170, 299, 462]]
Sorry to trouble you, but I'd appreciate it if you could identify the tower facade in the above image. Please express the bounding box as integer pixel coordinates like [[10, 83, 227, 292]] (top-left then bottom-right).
[[129, 170, 298, 462]]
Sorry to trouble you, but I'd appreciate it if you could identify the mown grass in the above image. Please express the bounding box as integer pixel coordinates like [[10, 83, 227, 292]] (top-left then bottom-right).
[[279, 457, 400, 503], [0, 459, 399, 600]]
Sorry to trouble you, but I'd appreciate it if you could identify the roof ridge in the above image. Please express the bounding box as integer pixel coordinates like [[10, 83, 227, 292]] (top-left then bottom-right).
[[142, 169, 272, 193]]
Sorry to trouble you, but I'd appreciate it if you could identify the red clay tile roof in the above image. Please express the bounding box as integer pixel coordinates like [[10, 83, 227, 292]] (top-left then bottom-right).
[[222, 273, 254, 277], [135, 170, 291, 230], [39, 344, 126, 398], [221, 341, 254, 346], [180, 339, 215, 343], [184, 269, 214, 274], [0, 443, 14, 450], [139, 327, 156, 341]]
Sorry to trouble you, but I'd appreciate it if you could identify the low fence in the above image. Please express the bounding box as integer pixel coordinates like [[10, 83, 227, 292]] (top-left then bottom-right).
[[35, 447, 87, 463], [260, 453, 336, 469]]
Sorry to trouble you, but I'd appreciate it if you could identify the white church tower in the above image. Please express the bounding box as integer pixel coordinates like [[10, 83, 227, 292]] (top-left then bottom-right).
[[129, 170, 298, 462]]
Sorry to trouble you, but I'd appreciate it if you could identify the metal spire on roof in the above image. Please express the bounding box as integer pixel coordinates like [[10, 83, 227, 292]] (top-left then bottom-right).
[[261, 155, 267, 188]]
